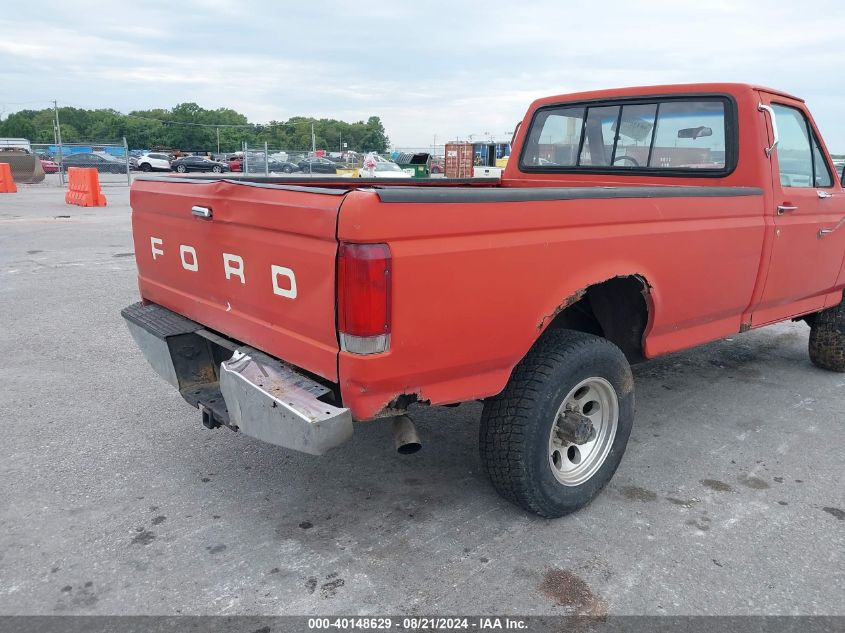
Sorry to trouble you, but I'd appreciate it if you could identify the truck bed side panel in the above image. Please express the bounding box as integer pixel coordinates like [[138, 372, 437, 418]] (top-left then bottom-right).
[[337, 186, 765, 419]]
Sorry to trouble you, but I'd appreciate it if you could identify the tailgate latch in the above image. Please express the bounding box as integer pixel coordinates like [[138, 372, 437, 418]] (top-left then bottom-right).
[[191, 205, 212, 219]]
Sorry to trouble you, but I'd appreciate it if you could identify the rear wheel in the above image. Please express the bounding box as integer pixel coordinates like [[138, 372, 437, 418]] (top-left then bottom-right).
[[479, 329, 634, 517], [809, 299, 845, 372]]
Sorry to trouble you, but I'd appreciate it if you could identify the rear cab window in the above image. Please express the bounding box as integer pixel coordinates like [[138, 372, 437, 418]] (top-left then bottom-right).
[[520, 95, 734, 176]]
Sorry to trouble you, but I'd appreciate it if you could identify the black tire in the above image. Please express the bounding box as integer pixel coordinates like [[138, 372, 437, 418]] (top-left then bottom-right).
[[809, 299, 845, 372], [176, 164, 187, 173], [140, 163, 152, 172], [212, 165, 222, 173], [479, 329, 634, 517], [283, 165, 293, 173]]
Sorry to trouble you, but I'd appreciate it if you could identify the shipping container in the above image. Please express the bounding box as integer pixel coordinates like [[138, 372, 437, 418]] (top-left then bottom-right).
[[444, 142, 474, 178]]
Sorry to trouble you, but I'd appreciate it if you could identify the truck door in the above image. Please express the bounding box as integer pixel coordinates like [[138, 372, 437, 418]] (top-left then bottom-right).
[[751, 93, 845, 325]]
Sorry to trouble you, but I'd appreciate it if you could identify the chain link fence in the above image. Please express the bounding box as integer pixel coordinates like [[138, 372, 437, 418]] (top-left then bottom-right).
[[233, 142, 367, 177], [32, 140, 131, 186]]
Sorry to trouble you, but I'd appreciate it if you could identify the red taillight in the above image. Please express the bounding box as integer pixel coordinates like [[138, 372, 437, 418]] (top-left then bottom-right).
[[337, 242, 391, 354]]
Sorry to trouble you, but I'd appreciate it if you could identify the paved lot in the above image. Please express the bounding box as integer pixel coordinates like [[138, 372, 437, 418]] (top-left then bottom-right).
[[0, 185, 842, 617]]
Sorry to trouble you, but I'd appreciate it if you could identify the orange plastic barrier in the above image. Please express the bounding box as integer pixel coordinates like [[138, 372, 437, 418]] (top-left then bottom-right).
[[64, 167, 107, 207], [0, 163, 17, 193]]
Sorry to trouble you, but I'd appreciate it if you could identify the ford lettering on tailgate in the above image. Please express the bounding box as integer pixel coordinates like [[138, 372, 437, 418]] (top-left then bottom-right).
[[148, 236, 298, 299]]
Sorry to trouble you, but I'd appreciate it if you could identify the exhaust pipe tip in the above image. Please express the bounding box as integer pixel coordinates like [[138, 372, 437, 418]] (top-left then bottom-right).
[[392, 415, 422, 455]]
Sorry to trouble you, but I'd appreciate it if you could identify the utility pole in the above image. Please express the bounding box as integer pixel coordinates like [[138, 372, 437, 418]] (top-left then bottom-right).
[[311, 122, 316, 153], [124, 137, 130, 186], [216, 127, 220, 156], [53, 100, 64, 185]]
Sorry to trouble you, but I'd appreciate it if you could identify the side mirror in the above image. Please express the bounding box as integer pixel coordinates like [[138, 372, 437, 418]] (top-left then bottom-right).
[[841, 164, 845, 186], [678, 126, 713, 139]]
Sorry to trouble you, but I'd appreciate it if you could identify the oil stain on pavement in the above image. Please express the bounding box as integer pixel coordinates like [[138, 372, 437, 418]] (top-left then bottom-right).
[[539, 568, 607, 616]]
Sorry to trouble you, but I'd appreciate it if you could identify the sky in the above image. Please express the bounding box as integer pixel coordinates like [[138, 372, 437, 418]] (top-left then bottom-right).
[[1, 0, 844, 151]]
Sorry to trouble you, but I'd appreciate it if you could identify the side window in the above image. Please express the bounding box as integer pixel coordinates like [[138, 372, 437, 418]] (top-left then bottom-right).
[[649, 101, 726, 169], [771, 104, 813, 187], [811, 134, 833, 187], [523, 106, 585, 167]]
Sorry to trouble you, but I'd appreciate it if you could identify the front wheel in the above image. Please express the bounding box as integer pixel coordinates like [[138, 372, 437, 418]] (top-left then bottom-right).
[[809, 299, 845, 371], [140, 163, 152, 172], [212, 165, 222, 173], [479, 329, 634, 517], [176, 164, 187, 173]]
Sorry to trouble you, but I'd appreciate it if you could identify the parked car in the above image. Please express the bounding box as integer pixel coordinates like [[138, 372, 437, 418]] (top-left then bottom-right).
[[834, 159, 845, 183], [134, 152, 171, 172], [60, 152, 127, 173], [239, 157, 301, 174], [269, 160, 301, 174], [39, 158, 59, 174], [360, 162, 412, 178], [122, 82, 845, 518], [297, 157, 338, 174], [170, 156, 228, 173]]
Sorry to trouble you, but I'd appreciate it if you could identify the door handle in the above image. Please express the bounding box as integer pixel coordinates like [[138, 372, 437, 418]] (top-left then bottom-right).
[[819, 216, 845, 238], [817, 190, 833, 199], [777, 205, 798, 214], [191, 205, 212, 219]]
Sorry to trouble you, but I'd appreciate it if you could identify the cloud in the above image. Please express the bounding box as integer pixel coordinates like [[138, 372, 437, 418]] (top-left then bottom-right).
[[1, 0, 843, 150]]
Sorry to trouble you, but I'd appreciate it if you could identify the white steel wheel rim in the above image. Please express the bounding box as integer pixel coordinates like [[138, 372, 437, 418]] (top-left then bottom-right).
[[548, 376, 618, 486]]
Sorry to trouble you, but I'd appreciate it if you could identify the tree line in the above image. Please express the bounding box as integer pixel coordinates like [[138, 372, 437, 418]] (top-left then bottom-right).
[[0, 102, 390, 153]]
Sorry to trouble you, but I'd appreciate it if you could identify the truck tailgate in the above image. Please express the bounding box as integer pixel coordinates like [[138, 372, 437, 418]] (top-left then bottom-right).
[[130, 178, 345, 381]]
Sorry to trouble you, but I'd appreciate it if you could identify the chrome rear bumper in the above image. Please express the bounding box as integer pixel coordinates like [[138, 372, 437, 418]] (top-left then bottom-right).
[[121, 302, 352, 455]]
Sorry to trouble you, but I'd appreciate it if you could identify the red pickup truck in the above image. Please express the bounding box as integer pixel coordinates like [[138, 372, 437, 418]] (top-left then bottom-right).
[[122, 83, 845, 517]]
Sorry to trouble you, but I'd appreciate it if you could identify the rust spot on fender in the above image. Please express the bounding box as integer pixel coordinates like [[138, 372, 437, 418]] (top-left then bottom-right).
[[538, 288, 587, 331], [373, 391, 430, 419], [538, 274, 654, 333]]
